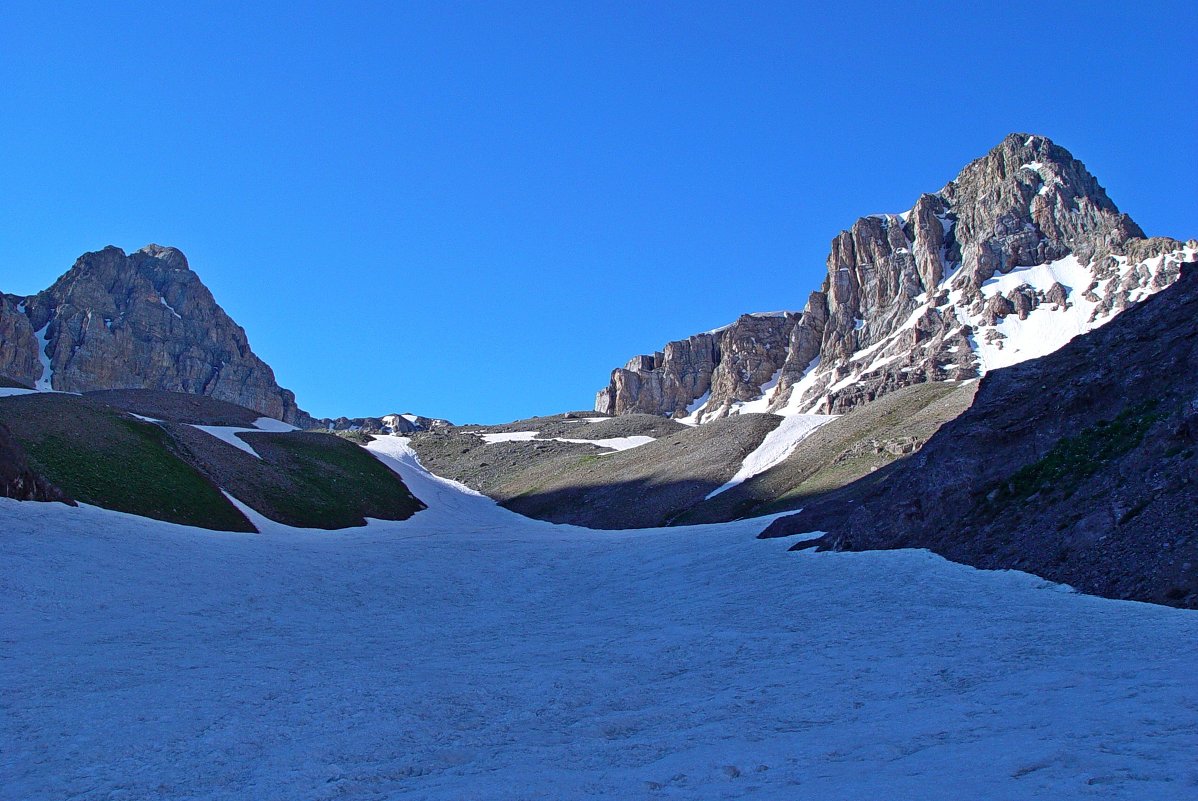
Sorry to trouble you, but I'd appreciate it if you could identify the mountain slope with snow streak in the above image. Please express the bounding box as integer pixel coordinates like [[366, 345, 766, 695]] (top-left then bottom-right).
[[4, 446, 1197, 800], [705, 413, 836, 499]]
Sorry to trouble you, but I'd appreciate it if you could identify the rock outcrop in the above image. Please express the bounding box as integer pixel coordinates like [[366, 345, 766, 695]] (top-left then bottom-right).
[[0, 245, 314, 427], [596, 312, 799, 418], [310, 412, 452, 434], [596, 134, 1196, 420], [763, 259, 1198, 609], [0, 421, 73, 503]]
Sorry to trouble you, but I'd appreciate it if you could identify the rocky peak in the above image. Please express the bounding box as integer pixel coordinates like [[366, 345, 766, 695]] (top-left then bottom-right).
[[596, 134, 1194, 421], [0, 245, 315, 427], [941, 133, 1143, 288]]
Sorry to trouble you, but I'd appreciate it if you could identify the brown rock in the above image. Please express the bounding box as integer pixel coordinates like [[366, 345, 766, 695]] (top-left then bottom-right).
[[0, 245, 314, 427]]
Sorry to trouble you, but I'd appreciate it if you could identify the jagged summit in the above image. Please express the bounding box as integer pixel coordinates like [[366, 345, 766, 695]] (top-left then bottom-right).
[[0, 245, 313, 426], [596, 133, 1194, 421]]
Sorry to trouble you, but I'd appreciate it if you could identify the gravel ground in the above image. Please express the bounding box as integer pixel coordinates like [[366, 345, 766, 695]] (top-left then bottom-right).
[[674, 381, 979, 525], [85, 389, 263, 426], [410, 413, 781, 528]]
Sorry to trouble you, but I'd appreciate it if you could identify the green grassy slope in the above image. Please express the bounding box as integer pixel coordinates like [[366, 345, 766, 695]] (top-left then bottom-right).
[[0, 394, 254, 531]]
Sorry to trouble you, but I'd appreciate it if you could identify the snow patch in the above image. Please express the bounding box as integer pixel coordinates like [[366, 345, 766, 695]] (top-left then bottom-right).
[[33, 324, 53, 391], [724, 368, 785, 417], [2, 464, 1194, 800], [189, 417, 297, 458], [159, 296, 182, 319], [706, 413, 837, 499], [677, 391, 712, 426], [478, 430, 655, 452], [556, 435, 655, 452], [478, 430, 540, 444]]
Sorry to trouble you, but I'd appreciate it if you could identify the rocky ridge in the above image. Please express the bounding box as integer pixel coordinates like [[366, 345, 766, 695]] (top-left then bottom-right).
[[596, 134, 1196, 420], [315, 413, 452, 435]]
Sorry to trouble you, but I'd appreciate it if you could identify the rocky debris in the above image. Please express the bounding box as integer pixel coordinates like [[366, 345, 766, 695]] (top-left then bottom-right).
[[543, 413, 687, 441], [982, 294, 1016, 325], [1044, 281, 1069, 309], [455, 411, 612, 437], [309, 412, 450, 435], [408, 413, 782, 529], [0, 421, 72, 503], [596, 134, 1195, 422], [1006, 285, 1040, 319], [762, 260, 1198, 609], [673, 381, 977, 526], [86, 388, 263, 426], [0, 245, 314, 426]]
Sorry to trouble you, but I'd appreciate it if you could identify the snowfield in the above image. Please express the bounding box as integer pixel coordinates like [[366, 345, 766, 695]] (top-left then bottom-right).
[[2, 438, 1196, 800]]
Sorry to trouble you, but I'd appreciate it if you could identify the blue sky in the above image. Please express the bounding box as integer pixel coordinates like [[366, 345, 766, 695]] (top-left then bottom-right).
[[1, 1, 1194, 423]]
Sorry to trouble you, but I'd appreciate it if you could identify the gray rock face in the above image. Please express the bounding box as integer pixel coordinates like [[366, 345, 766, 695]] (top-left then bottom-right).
[[0, 245, 313, 427], [0, 296, 41, 388], [596, 134, 1195, 420], [596, 312, 798, 418]]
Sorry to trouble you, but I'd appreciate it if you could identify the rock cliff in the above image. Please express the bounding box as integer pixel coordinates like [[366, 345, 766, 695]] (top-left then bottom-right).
[[0, 245, 314, 427], [596, 134, 1196, 420]]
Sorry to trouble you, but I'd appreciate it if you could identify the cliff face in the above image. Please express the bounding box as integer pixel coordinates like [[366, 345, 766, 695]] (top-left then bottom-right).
[[596, 134, 1195, 421], [0, 245, 313, 427], [595, 312, 799, 418]]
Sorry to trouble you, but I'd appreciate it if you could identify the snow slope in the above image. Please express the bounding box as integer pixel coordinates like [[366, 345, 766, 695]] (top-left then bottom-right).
[[33, 323, 53, 391], [2, 442, 1196, 800]]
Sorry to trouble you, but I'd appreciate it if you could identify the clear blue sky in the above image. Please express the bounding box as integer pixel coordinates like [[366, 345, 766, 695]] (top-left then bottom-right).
[[1, 1, 1194, 423]]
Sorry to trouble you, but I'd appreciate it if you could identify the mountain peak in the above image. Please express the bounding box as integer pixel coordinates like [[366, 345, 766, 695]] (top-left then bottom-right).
[[0, 246, 312, 426], [137, 244, 191, 270], [596, 136, 1191, 422]]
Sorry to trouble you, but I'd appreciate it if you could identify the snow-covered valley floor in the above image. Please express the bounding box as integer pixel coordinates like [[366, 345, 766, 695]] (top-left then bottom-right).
[[2, 438, 1196, 800]]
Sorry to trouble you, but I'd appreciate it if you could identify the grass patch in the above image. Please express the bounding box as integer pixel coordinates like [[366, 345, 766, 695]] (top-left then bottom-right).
[[2, 395, 253, 531], [984, 401, 1166, 511], [244, 432, 424, 528], [306, 428, 374, 445]]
